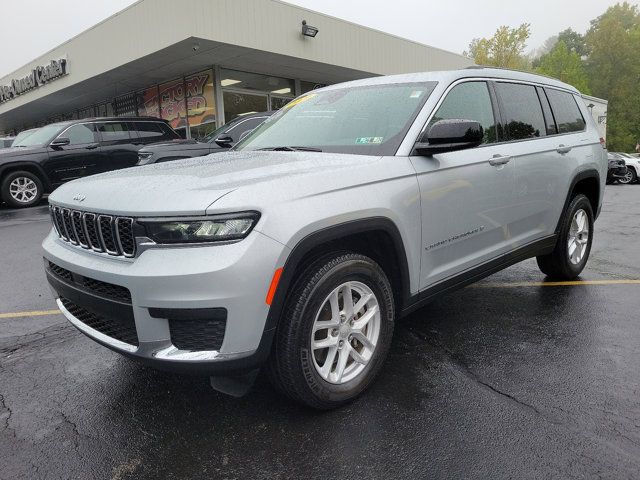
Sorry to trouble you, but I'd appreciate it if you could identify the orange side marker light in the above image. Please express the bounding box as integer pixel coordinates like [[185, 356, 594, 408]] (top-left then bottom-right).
[[266, 268, 284, 305]]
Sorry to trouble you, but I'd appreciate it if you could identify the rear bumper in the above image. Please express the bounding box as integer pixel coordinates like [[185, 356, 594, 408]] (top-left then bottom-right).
[[43, 229, 288, 374]]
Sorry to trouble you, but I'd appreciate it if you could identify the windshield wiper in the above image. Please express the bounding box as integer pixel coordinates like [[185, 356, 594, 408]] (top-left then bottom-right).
[[257, 146, 322, 152]]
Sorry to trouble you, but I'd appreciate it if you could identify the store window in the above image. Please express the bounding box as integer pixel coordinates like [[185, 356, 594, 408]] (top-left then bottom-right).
[[138, 86, 160, 118], [220, 69, 295, 95], [160, 79, 187, 136], [186, 70, 216, 140], [223, 91, 269, 122], [301, 80, 326, 94], [113, 93, 137, 117]]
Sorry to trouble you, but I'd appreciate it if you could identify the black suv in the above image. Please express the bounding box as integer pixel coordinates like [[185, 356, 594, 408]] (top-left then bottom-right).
[[137, 112, 272, 166], [0, 117, 179, 208]]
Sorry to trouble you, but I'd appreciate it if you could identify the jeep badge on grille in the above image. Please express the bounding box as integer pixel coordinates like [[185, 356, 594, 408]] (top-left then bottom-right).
[[73, 194, 86, 202]]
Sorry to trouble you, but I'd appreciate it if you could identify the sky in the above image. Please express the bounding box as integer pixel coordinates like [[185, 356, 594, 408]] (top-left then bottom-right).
[[0, 0, 631, 77]]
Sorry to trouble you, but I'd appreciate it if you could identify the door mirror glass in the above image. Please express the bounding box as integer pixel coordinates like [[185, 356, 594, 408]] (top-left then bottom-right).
[[215, 135, 234, 147], [50, 137, 70, 147], [415, 119, 483, 155]]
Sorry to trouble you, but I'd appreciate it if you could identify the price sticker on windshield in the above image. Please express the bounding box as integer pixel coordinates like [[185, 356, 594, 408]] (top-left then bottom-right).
[[356, 137, 384, 144]]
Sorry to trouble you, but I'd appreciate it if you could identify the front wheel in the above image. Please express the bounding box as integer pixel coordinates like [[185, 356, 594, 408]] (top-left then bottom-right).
[[1, 171, 44, 208], [536, 194, 594, 279], [267, 252, 394, 409]]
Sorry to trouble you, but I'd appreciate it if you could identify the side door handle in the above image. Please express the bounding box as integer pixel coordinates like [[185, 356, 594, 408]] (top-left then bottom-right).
[[85, 143, 100, 150], [489, 154, 511, 167], [557, 144, 572, 154]]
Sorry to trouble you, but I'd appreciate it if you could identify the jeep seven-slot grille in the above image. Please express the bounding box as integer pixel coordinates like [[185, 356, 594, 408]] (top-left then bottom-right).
[[49, 206, 136, 258]]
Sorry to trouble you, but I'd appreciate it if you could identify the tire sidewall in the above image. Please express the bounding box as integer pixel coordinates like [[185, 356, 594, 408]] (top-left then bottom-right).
[[1, 171, 43, 208], [560, 195, 594, 276], [294, 258, 394, 405]]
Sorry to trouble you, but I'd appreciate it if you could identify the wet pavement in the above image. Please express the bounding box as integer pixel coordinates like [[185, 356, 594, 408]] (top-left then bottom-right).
[[1, 186, 639, 479]]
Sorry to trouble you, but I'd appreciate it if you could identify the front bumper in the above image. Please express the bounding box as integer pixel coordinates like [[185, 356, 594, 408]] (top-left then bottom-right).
[[42, 229, 288, 374]]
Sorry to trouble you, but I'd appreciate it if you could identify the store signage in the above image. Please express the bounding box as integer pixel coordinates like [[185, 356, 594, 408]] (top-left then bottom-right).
[[0, 57, 68, 105]]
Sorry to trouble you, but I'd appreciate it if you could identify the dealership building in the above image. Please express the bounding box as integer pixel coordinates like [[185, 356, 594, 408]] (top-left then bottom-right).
[[0, 0, 473, 138]]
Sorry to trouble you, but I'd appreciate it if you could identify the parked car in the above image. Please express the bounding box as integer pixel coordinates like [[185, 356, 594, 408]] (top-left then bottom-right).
[[0, 137, 15, 149], [43, 68, 606, 409], [615, 152, 640, 184], [607, 152, 628, 184], [137, 112, 273, 165], [0, 117, 180, 208]]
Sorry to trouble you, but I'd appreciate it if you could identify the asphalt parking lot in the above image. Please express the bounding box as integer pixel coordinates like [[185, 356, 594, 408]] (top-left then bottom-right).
[[1, 186, 639, 480]]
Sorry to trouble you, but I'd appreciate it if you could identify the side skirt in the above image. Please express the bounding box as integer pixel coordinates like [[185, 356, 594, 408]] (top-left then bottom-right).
[[400, 235, 558, 317]]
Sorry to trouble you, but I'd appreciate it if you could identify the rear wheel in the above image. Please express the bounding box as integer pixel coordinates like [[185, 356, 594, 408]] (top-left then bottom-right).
[[267, 252, 394, 409], [618, 167, 637, 184], [536, 194, 593, 279], [1, 171, 44, 208]]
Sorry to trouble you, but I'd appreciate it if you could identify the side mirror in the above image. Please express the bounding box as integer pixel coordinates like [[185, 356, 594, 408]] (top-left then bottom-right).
[[214, 135, 234, 148], [50, 137, 70, 148], [414, 119, 483, 155]]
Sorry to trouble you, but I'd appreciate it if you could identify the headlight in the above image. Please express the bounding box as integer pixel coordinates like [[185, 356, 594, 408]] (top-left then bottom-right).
[[140, 212, 260, 244], [137, 152, 154, 165]]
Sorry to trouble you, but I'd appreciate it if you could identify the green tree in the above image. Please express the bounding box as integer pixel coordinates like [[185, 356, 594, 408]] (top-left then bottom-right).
[[586, 2, 640, 151], [536, 41, 591, 93], [557, 28, 588, 57], [465, 24, 531, 69]]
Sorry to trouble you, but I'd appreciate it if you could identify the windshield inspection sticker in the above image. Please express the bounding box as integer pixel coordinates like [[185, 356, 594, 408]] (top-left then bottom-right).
[[410, 91, 424, 98], [356, 137, 384, 144], [283, 94, 316, 110]]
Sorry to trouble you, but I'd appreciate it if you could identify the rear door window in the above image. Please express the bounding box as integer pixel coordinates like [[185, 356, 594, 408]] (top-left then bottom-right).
[[97, 122, 131, 144], [133, 122, 179, 142], [495, 83, 546, 141], [545, 89, 586, 134], [429, 81, 497, 144]]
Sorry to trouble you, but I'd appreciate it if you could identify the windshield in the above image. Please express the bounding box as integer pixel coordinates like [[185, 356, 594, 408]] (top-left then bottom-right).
[[13, 125, 64, 147], [235, 82, 437, 156], [12, 129, 38, 145]]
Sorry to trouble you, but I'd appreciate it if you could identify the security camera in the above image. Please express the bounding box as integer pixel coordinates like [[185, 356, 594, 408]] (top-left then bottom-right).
[[192, 43, 200, 52]]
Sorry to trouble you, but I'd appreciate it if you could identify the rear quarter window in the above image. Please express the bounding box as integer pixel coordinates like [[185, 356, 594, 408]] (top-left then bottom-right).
[[545, 89, 586, 134]]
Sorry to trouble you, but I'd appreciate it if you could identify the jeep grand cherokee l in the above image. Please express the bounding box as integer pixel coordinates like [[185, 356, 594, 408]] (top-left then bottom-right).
[[0, 117, 179, 208], [137, 112, 273, 166], [43, 69, 606, 409]]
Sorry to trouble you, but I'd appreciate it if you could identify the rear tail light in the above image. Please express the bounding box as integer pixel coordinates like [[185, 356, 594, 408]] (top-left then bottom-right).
[[600, 137, 606, 149]]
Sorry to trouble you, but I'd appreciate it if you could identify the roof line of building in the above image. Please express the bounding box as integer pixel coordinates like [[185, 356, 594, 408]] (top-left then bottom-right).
[[2, 0, 469, 82], [273, 0, 470, 61]]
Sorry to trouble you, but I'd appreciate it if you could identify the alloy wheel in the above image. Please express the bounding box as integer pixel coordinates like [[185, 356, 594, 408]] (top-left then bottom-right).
[[9, 177, 38, 204], [310, 281, 381, 385], [567, 209, 589, 265]]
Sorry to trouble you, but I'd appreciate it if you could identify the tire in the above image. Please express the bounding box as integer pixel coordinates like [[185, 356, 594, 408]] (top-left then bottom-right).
[[267, 252, 395, 409], [1, 171, 44, 208], [618, 167, 637, 185], [536, 194, 594, 280]]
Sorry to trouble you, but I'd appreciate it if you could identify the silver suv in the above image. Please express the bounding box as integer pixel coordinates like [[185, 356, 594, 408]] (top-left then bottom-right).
[[43, 68, 606, 409]]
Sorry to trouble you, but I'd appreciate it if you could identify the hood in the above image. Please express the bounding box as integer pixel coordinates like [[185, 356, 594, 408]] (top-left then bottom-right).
[[48, 151, 386, 217], [0, 146, 48, 160], [141, 139, 204, 152]]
